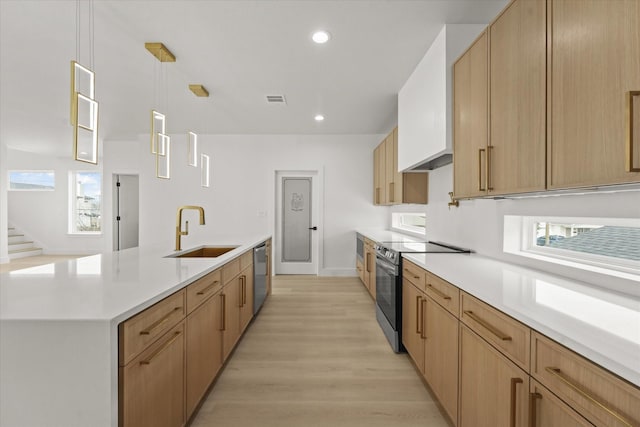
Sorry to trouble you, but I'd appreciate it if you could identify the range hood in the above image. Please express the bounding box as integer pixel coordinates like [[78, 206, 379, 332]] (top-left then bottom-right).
[[397, 24, 485, 172]]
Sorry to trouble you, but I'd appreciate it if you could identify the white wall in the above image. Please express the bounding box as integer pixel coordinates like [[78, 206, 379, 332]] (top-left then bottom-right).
[[103, 134, 387, 275], [6, 148, 105, 254], [0, 143, 8, 263], [392, 164, 640, 290]]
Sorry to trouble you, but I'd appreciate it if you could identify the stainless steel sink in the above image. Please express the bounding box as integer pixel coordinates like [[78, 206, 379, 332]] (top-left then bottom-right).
[[171, 246, 238, 258]]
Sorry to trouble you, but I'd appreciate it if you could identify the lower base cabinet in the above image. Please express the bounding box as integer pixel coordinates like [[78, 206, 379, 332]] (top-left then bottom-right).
[[120, 321, 186, 427], [186, 293, 223, 419], [530, 380, 594, 427], [222, 276, 241, 360], [459, 325, 529, 427]]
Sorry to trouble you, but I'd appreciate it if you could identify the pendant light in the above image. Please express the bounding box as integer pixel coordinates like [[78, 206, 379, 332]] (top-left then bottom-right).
[[71, 0, 98, 164]]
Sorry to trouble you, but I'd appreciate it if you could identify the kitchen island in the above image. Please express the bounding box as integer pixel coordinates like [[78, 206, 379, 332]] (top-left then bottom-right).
[[0, 234, 271, 427]]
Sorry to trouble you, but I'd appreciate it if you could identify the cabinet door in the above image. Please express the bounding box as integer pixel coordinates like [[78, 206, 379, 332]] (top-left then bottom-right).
[[121, 321, 185, 427], [222, 280, 241, 360], [453, 31, 489, 199], [186, 293, 222, 419], [240, 268, 254, 333], [489, 0, 546, 195], [549, 0, 640, 188], [459, 325, 529, 427], [385, 133, 395, 204], [530, 380, 595, 427], [402, 279, 425, 373], [424, 298, 458, 423]]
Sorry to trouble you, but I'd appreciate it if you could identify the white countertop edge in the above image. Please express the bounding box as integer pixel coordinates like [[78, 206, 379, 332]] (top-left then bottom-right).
[[0, 234, 272, 323], [402, 252, 640, 388]]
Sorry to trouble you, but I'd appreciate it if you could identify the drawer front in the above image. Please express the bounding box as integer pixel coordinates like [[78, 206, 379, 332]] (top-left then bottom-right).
[[425, 271, 460, 317], [461, 292, 530, 370], [222, 258, 240, 285], [402, 260, 426, 290], [186, 269, 222, 314], [356, 258, 365, 283], [240, 250, 253, 271], [364, 238, 375, 249], [119, 289, 186, 366], [531, 332, 640, 427]]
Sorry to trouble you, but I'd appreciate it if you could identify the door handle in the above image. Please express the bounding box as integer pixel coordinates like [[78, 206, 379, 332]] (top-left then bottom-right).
[[308, 226, 318, 230]]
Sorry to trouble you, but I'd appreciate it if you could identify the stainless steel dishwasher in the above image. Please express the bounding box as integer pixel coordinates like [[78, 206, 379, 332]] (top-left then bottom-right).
[[253, 243, 267, 314]]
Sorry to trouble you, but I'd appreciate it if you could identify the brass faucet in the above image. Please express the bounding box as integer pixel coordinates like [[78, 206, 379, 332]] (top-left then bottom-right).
[[175, 206, 206, 251]]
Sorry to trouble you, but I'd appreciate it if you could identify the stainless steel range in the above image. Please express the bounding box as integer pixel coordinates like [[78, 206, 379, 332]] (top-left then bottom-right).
[[374, 241, 471, 353]]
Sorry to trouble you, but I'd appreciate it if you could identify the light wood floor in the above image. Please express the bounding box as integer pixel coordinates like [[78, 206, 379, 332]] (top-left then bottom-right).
[[0, 254, 84, 273], [190, 275, 450, 427]]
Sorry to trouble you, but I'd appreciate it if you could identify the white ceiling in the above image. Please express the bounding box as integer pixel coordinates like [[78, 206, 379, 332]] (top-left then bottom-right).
[[0, 0, 507, 156]]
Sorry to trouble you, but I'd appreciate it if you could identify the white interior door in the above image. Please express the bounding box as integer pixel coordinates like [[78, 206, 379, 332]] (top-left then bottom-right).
[[275, 171, 319, 275], [112, 174, 139, 251]]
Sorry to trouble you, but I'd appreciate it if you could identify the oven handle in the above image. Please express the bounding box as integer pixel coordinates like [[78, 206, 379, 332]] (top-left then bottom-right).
[[375, 255, 398, 276]]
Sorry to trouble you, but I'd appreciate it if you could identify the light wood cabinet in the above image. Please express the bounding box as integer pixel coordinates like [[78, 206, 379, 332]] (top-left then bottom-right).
[[459, 324, 529, 427], [363, 238, 376, 299], [423, 297, 458, 422], [221, 274, 241, 360], [239, 265, 254, 333], [120, 321, 186, 427], [548, 0, 640, 188], [488, 0, 546, 195], [453, 31, 489, 199], [402, 279, 425, 372], [186, 290, 223, 419], [373, 127, 428, 205], [529, 380, 595, 427], [531, 332, 640, 427], [402, 276, 459, 425]]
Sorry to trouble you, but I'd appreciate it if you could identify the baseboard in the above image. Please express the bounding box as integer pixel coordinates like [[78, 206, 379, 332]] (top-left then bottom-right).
[[319, 268, 357, 277]]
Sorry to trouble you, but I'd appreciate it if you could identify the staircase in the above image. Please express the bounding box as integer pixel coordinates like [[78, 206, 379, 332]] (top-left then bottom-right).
[[8, 226, 43, 260]]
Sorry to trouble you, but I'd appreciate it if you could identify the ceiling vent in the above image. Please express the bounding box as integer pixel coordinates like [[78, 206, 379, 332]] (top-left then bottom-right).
[[266, 95, 286, 104]]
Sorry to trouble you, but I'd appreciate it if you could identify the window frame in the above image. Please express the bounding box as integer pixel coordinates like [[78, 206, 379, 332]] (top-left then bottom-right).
[[507, 216, 640, 278], [68, 170, 102, 235], [8, 170, 55, 191], [391, 212, 427, 238]]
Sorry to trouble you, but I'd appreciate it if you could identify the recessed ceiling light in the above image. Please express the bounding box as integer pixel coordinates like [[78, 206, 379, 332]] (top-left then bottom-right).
[[314, 114, 325, 122], [312, 31, 330, 44]]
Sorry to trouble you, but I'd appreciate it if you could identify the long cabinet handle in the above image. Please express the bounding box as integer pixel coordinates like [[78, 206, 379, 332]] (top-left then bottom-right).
[[420, 298, 427, 339], [463, 310, 512, 341], [389, 182, 395, 203], [487, 145, 494, 191], [366, 253, 371, 273], [427, 284, 451, 301], [403, 268, 421, 280], [243, 276, 247, 305], [238, 276, 244, 308], [375, 187, 380, 204], [139, 330, 181, 365], [415, 296, 422, 335], [478, 148, 486, 191], [139, 307, 182, 335], [627, 91, 640, 172], [196, 280, 220, 296], [510, 377, 523, 427], [220, 294, 226, 331], [545, 367, 634, 427], [529, 392, 541, 427]]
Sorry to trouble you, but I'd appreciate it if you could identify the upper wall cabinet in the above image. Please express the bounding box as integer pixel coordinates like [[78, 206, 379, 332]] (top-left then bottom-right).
[[454, 0, 640, 199], [548, 0, 640, 188], [374, 127, 428, 205], [489, 0, 546, 195], [454, 0, 546, 199], [453, 32, 489, 199], [398, 24, 485, 172]]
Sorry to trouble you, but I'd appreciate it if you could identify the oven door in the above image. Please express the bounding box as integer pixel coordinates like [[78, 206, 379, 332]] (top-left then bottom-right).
[[375, 255, 399, 329]]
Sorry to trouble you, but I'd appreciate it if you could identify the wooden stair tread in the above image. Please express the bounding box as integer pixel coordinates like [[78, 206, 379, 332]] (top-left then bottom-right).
[[9, 247, 42, 254]]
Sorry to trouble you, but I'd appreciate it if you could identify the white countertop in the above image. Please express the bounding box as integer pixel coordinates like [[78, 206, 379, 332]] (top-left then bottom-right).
[[356, 229, 423, 243], [403, 252, 640, 387], [0, 234, 271, 323]]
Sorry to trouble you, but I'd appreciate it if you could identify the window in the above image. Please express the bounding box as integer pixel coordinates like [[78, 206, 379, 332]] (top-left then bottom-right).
[[504, 216, 640, 277], [392, 212, 426, 236], [69, 171, 102, 234], [8, 171, 55, 191]]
